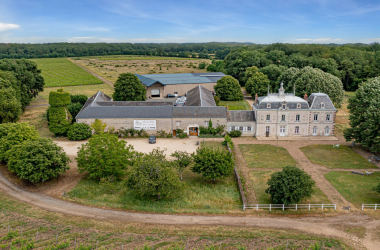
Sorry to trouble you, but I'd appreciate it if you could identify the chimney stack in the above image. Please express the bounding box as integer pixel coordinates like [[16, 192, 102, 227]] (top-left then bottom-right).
[[304, 94, 308, 100], [254, 93, 258, 106]]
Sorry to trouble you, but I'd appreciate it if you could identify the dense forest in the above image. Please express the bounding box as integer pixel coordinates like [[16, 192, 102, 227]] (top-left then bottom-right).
[[1, 42, 380, 91]]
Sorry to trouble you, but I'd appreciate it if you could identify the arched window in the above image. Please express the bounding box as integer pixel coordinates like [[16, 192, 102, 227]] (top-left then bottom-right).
[[312, 126, 317, 135], [325, 126, 330, 135]]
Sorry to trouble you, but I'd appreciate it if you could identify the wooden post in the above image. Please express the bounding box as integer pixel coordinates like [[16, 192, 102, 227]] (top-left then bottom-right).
[[335, 204, 337, 210], [56, 234, 58, 244], [322, 204, 324, 210], [36, 231, 38, 241], [75, 238, 76, 248], [269, 204, 271, 211], [295, 204, 297, 211], [121, 243, 123, 250], [362, 204, 364, 210], [251, 242, 254, 250], [309, 204, 311, 210], [282, 204, 284, 211], [243, 204, 245, 211], [256, 204, 258, 211], [376, 204, 377, 211]]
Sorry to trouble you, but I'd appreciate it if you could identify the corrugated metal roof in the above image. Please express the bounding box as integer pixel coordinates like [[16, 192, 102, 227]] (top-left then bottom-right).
[[137, 72, 225, 86]]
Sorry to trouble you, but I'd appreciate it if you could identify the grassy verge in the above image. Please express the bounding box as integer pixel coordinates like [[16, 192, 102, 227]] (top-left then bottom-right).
[[32, 58, 103, 87], [68, 168, 241, 214], [250, 171, 331, 205], [325, 171, 380, 207], [239, 144, 297, 169], [300, 145, 376, 169], [219, 100, 251, 110], [0, 191, 351, 250]]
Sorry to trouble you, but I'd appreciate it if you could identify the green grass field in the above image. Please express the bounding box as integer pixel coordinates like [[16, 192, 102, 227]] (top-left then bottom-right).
[[218, 100, 251, 110], [239, 144, 297, 168], [250, 171, 331, 204], [325, 171, 380, 207], [69, 168, 241, 214], [32, 58, 103, 87], [300, 145, 376, 169], [201, 141, 226, 151], [38, 84, 114, 101]]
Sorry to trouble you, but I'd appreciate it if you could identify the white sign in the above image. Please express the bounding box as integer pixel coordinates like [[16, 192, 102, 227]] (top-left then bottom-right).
[[134, 120, 156, 130]]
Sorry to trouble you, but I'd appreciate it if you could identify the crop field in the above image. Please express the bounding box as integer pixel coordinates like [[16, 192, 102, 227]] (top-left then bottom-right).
[[32, 58, 103, 87], [72, 56, 212, 83]]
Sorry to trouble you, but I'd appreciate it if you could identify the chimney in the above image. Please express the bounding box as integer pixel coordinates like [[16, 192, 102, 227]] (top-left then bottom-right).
[[254, 93, 258, 106], [304, 94, 308, 100]]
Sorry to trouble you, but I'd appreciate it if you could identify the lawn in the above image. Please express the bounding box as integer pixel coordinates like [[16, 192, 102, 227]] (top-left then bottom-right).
[[38, 84, 114, 101], [73, 56, 211, 83], [32, 58, 103, 87], [250, 171, 331, 204], [300, 145, 376, 169], [325, 171, 380, 207], [239, 144, 297, 169], [68, 168, 241, 214], [201, 141, 226, 151], [218, 100, 251, 110]]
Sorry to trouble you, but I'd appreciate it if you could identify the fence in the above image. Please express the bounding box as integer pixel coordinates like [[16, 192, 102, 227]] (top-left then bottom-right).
[[244, 204, 336, 211], [362, 204, 380, 210]]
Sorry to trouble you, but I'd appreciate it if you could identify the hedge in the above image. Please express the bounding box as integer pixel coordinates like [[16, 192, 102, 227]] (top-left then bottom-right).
[[49, 91, 71, 107], [70, 94, 88, 105], [48, 107, 71, 136], [68, 123, 92, 141]]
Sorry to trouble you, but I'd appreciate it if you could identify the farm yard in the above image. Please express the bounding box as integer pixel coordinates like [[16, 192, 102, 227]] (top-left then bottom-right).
[[31, 58, 103, 87], [71, 55, 212, 83]]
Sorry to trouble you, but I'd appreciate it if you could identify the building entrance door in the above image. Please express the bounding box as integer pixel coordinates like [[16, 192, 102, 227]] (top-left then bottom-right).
[[280, 126, 286, 137], [266, 126, 270, 137], [189, 127, 198, 136]]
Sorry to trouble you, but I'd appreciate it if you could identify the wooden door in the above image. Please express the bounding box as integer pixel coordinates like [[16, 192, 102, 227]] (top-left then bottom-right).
[[189, 127, 198, 136], [173, 130, 177, 137]]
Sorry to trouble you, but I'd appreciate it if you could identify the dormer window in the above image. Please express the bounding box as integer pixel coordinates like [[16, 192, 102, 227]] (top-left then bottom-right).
[[297, 103, 301, 109], [321, 102, 325, 109], [282, 104, 286, 110], [267, 103, 271, 109]]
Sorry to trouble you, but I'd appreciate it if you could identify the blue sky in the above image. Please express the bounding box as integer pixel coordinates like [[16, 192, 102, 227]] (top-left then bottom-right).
[[0, 0, 379, 44]]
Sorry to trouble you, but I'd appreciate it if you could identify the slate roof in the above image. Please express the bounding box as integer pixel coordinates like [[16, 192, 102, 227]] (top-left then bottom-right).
[[227, 111, 255, 122], [308, 93, 336, 110], [173, 107, 227, 118], [186, 85, 216, 107], [94, 101, 173, 107], [136, 72, 225, 87]]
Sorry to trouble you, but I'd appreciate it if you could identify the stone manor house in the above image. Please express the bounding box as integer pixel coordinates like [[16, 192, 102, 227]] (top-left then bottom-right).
[[76, 75, 336, 138]]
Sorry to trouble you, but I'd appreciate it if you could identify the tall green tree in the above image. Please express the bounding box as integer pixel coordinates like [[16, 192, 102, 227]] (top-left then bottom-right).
[[214, 76, 244, 101], [344, 77, 380, 153], [244, 66, 271, 97], [265, 166, 315, 204], [191, 146, 234, 182], [127, 148, 183, 199], [258, 64, 288, 90], [6, 138, 70, 183], [113, 73, 147, 101], [76, 133, 135, 180], [171, 150, 192, 181], [0, 78, 22, 123]]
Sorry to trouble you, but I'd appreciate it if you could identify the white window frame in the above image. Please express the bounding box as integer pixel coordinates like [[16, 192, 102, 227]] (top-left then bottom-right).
[[297, 103, 301, 109], [314, 114, 318, 121], [266, 126, 270, 133], [312, 126, 317, 135], [326, 114, 331, 121], [321, 102, 325, 109], [231, 126, 235, 131], [267, 103, 271, 109], [281, 114, 286, 122], [239, 126, 244, 131], [247, 126, 252, 131], [266, 114, 271, 121], [295, 114, 300, 122], [295, 126, 299, 134], [204, 121, 209, 126], [325, 126, 330, 135], [282, 104, 286, 110], [176, 121, 180, 126]]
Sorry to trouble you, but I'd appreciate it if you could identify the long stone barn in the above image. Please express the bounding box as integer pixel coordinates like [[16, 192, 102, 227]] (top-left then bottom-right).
[[75, 85, 256, 137]]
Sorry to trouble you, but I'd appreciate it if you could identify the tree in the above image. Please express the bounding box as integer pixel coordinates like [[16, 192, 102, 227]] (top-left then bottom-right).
[[48, 89, 72, 136], [76, 133, 135, 180], [67, 102, 83, 123], [265, 166, 315, 204], [70, 94, 88, 105], [244, 66, 271, 97], [0, 78, 22, 123], [6, 138, 70, 183], [90, 119, 107, 134], [171, 150, 192, 181], [214, 76, 244, 101], [112, 73, 147, 101], [266, 49, 288, 65], [258, 64, 288, 90], [0, 122, 39, 162], [199, 62, 207, 69], [191, 146, 234, 182], [127, 149, 183, 199], [67, 123, 92, 141], [278, 66, 344, 107], [344, 77, 380, 153]]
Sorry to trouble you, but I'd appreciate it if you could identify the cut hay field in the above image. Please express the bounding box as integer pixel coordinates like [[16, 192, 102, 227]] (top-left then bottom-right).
[[72, 56, 212, 83], [32, 58, 103, 87]]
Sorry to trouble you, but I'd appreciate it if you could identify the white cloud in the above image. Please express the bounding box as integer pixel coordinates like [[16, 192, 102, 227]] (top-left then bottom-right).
[[78, 27, 110, 32], [294, 38, 342, 43], [0, 23, 20, 32]]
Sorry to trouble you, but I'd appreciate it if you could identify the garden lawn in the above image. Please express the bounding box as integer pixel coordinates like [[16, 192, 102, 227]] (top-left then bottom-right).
[[325, 171, 380, 207], [201, 141, 226, 151], [300, 145, 376, 169], [32, 58, 103, 87], [38, 84, 114, 101], [218, 100, 251, 110], [250, 171, 331, 204], [239, 144, 297, 169], [68, 168, 241, 214]]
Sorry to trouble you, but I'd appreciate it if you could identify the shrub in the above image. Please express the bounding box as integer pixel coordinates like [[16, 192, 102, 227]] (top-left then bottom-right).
[[6, 138, 70, 183], [179, 133, 187, 139], [199, 62, 207, 69], [90, 119, 107, 134], [70, 94, 88, 105], [0, 122, 39, 162], [49, 90, 71, 107], [67, 102, 83, 122], [229, 130, 242, 137], [171, 150, 192, 181], [48, 107, 71, 136], [265, 166, 315, 204], [76, 133, 135, 180], [191, 146, 234, 182], [67, 123, 92, 141], [127, 149, 184, 199], [214, 95, 220, 106], [223, 134, 234, 149]]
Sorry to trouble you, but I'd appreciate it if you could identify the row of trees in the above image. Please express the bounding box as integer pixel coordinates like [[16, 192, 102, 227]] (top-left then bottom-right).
[[0, 59, 45, 123]]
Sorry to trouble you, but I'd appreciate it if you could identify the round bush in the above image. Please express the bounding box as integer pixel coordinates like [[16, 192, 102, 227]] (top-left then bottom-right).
[[229, 130, 242, 137], [68, 123, 92, 141]]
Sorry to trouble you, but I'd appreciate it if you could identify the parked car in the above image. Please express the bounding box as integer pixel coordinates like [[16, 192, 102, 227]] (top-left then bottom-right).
[[149, 135, 156, 144], [167, 94, 175, 98]]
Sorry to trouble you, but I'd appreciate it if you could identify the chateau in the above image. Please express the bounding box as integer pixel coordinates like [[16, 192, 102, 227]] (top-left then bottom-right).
[[76, 82, 336, 139]]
